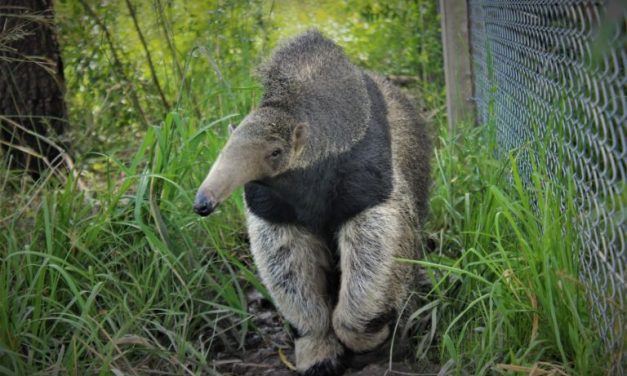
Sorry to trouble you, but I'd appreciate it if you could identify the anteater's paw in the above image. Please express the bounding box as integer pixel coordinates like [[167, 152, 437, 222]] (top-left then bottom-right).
[[296, 334, 345, 375], [301, 358, 345, 376]]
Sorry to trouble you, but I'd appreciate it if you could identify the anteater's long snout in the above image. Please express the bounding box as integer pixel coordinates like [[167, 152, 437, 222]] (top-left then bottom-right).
[[193, 136, 266, 217], [193, 190, 216, 217]]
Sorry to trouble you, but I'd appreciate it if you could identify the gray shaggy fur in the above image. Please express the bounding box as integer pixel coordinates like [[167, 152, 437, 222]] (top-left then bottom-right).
[[194, 29, 432, 376], [256, 30, 371, 164]]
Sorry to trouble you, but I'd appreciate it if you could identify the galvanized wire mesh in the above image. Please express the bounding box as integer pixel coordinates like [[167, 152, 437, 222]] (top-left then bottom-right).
[[467, 0, 625, 373]]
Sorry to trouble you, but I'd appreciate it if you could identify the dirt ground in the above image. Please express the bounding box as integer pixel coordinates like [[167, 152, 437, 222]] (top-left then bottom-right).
[[214, 289, 441, 376]]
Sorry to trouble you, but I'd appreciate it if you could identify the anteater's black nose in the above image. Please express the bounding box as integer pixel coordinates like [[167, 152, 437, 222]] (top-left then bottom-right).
[[193, 192, 215, 217]]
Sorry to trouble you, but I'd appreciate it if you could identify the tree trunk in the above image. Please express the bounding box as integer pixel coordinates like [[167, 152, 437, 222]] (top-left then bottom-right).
[[0, 0, 68, 175]]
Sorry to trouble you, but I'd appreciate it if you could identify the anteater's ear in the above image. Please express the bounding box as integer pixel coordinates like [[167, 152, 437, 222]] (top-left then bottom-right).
[[228, 123, 236, 135], [292, 123, 309, 154]]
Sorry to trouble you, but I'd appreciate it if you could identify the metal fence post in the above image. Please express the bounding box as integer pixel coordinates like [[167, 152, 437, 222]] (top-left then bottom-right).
[[440, 0, 475, 132]]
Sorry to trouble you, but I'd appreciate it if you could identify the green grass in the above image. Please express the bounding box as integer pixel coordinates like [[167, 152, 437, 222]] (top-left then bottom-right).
[[0, 109, 258, 374], [411, 123, 606, 375], [1, 116, 607, 375]]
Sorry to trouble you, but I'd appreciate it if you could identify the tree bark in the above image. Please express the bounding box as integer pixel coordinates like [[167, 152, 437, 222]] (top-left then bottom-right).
[[0, 0, 68, 174]]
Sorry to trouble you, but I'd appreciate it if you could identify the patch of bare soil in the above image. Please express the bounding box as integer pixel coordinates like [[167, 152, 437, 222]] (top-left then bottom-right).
[[214, 289, 441, 376]]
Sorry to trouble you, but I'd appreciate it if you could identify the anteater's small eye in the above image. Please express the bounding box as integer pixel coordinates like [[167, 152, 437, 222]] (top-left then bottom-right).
[[271, 148, 282, 157]]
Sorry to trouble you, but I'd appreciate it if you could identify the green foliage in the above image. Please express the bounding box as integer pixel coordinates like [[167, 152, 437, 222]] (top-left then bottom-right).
[[415, 122, 606, 374], [56, 0, 268, 156], [0, 111, 255, 374]]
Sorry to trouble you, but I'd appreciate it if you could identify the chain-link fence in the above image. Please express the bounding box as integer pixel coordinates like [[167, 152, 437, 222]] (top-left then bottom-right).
[[467, 0, 625, 373]]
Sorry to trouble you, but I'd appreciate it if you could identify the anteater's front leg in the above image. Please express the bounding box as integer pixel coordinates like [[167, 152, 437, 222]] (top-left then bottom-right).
[[246, 211, 344, 376], [333, 200, 418, 353]]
